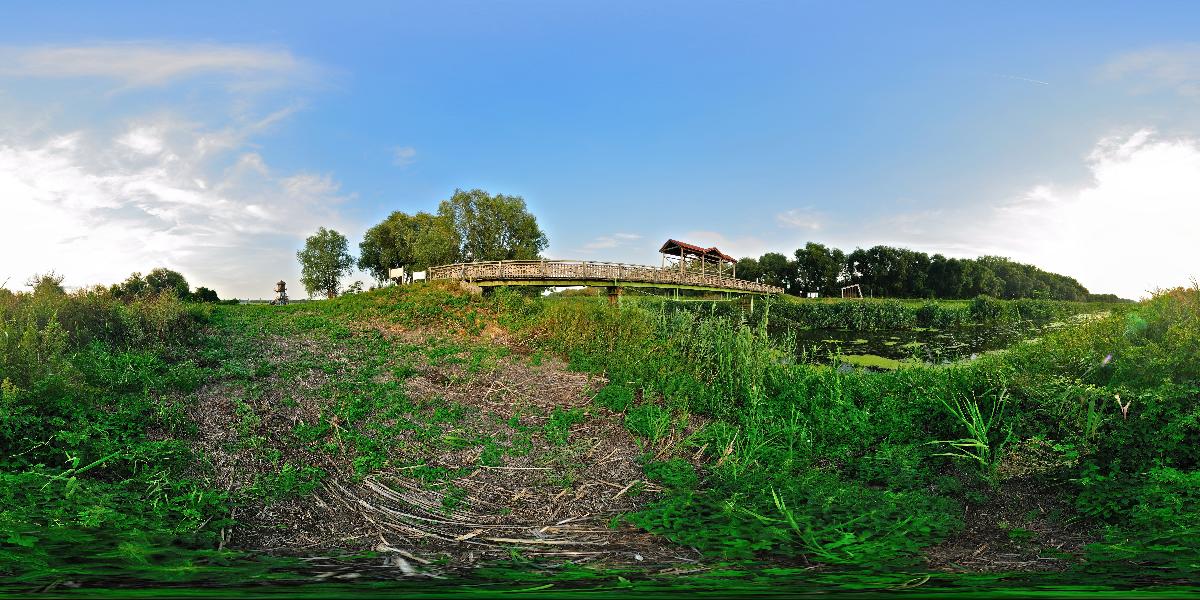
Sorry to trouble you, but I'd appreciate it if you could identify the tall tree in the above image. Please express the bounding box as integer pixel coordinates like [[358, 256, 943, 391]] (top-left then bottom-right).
[[192, 287, 220, 303], [358, 211, 460, 283], [757, 252, 793, 292], [960, 260, 1003, 297], [145, 268, 190, 298], [793, 242, 844, 297], [735, 257, 763, 283], [437, 189, 548, 261], [298, 227, 354, 299], [110, 272, 148, 299], [844, 248, 873, 294]]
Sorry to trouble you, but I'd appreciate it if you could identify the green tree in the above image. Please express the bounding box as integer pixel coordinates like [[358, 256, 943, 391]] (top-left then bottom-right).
[[960, 260, 1003, 298], [927, 254, 964, 298], [793, 243, 844, 297], [358, 211, 460, 283], [145, 268, 190, 298], [110, 272, 148, 299], [844, 248, 872, 294], [756, 252, 793, 292], [192, 287, 220, 303], [298, 227, 355, 299], [437, 189, 548, 261], [735, 257, 763, 282], [25, 271, 65, 296]]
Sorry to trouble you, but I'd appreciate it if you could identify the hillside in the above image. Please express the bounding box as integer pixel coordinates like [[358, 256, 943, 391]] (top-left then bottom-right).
[[2, 282, 1199, 590]]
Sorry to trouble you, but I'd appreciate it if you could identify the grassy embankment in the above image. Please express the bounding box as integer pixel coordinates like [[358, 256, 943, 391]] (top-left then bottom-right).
[[2, 281, 1198, 585]]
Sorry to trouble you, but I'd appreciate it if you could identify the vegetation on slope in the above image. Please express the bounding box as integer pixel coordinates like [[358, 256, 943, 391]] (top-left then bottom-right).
[[1, 280, 1197, 587]]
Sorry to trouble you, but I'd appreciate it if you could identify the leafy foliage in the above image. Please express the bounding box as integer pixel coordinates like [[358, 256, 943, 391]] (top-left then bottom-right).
[[0, 284, 227, 579], [357, 188, 549, 283], [736, 243, 1115, 300], [358, 210, 461, 282], [437, 188, 548, 262], [2, 267, 1196, 586], [297, 227, 355, 299]]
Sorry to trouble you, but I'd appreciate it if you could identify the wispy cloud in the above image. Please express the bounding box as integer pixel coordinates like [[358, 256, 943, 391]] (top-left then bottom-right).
[[1103, 44, 1200, 97], [997, 74, 1049, 86], [776, 208, 823, 230], [392, 145, 417, 166], [0, 42, 311, 89], [582, 232, 641, 251]]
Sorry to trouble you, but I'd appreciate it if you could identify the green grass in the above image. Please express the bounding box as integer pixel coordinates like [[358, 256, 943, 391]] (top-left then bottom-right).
[[2, 279, 1198, 590], [482, 285, 1199, 572]]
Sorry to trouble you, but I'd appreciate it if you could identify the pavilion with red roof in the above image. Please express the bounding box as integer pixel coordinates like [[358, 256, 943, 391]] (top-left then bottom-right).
[[659, 238, 738, 278]]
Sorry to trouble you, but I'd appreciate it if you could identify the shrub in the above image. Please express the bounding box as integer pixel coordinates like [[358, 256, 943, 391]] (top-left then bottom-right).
[[594, 384, 635, 412]]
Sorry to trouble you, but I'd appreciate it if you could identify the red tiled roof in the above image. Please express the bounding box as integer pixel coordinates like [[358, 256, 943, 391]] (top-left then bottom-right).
[[659, 239, 735, 263]]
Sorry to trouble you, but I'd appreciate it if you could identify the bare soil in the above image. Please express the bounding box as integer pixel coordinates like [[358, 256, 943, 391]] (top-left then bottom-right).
[[185, 323, 701, 570], [924, 465, 1096, 572]]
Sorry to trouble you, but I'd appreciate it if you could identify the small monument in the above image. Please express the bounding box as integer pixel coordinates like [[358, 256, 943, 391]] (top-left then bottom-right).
[[271, 280, 289, 305]]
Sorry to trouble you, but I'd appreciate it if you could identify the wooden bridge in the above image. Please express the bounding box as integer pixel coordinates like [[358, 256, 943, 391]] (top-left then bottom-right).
[[427, 259, 783, 298]]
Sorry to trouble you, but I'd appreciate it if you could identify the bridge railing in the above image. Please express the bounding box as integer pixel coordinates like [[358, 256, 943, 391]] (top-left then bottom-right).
[[427, 260, 783, 294]]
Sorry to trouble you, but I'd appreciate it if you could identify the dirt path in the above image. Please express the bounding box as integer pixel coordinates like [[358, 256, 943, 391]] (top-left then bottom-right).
[[185, 320, 700, 568]]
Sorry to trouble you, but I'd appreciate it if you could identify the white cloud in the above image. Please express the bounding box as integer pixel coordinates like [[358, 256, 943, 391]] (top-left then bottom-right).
[[867, 129, 1200, 299], [776, 208, 823, 230], [0, 41, 367, 299], [0, 120, 356, 299], [118, 126, 165, 155], [0, 43, 307, 88], [392, 146, 417, 166]]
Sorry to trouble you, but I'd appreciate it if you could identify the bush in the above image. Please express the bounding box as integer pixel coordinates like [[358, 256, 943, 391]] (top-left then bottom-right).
[[594, 384, 635, 412], [969, 295, 1004, 322], [0, 281, 224, 579]]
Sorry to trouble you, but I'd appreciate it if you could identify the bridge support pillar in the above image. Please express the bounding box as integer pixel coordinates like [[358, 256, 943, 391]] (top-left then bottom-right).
[[606, 286, 622, 306]]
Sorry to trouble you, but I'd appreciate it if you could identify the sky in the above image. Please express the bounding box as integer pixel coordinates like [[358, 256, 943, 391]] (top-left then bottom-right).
[[1, 1, 1199, 299]]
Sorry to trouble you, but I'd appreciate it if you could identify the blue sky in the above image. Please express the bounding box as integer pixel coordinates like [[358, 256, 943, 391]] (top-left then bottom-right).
[[2, 1, 1199, 298]]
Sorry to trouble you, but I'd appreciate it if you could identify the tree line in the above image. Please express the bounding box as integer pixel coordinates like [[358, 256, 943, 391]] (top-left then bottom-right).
[[12, 269, 222, 302], [297, 190, 1118, 302], [736, 242, 1120, 301], [297, 189, 548, 298]]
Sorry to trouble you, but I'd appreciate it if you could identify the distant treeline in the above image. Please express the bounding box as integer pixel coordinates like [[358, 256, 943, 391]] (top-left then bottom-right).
[[18, 269, 223, 303], [736, 243, 1125, 301]]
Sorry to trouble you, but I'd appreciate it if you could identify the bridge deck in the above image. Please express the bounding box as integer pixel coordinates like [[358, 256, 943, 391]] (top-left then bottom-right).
[[427, 260, 783, 295]]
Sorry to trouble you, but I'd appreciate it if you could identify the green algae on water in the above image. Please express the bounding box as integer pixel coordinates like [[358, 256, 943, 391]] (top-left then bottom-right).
[[839, 354, 901, 370]]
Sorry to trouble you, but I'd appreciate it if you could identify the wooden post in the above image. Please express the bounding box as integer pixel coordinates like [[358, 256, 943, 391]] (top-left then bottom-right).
[[607, 286, 622, 306]]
